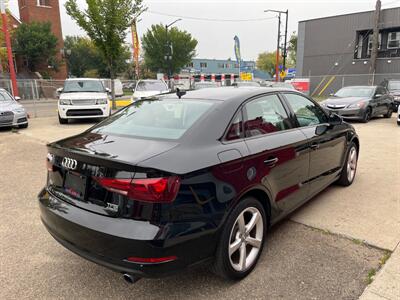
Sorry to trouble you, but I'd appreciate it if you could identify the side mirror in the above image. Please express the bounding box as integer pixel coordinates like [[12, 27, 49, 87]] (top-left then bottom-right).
[[374, 93, 383, 99], [14, 96, 21, 101], [315, 124, 328, 136], [328, 113, 343, 126], [105, 88, 111, 94], [56, 88, 63, 94]]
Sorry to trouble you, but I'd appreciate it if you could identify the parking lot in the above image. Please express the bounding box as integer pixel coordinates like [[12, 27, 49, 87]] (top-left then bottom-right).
[[0, 114, 399, 300]]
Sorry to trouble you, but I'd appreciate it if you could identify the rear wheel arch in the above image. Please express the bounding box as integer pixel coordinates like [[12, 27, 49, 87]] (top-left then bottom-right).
[[351, 137, 360, 154], [239, 188, 272, 227]]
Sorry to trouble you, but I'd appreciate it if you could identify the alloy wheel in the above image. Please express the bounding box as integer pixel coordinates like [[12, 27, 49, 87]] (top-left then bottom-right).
[[347, 147, 357, 182], [228, 207, 264, 272]]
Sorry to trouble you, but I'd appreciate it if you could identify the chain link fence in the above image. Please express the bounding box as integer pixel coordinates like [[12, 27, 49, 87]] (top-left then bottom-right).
[[303, 73, 400, 98], [1, 73, 399, 100]]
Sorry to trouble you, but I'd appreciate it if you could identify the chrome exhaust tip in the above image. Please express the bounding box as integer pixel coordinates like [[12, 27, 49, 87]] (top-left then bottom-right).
[[123, 273, 141, 284]]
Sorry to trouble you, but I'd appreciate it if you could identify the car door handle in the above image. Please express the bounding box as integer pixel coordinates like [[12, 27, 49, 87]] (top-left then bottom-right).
[[264, 157, 279, 166], [310, 143, 320, 150]]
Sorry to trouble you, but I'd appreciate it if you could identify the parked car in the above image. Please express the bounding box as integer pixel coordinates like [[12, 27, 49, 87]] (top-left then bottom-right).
[[57, 78, 111, 124], [102, 78, 124, 97], [0, 88, 28, 129], [39, 88, 359, 282], [232, 81, 261, 87], [194, 81, 219, 90], [386, 79, 400, 110], [397, 105, 400, 126], [264, 81, 296, 90], [320, 85, 394, 123], [132, 80, 169, 101]]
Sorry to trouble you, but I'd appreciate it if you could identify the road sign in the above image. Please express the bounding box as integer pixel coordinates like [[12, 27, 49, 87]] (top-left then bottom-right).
[[240, 72, 252, 81], [279, 70, 287, 79]]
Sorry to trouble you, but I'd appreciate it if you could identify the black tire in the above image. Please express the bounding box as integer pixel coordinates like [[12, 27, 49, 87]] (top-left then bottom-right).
[[18, 123, 28, 129], [361, 107, 372, 123], [212, 197, 267, 280], [384, 107, 393, 118], [337, 142, 358, 186], [58, 114, 68, 124]]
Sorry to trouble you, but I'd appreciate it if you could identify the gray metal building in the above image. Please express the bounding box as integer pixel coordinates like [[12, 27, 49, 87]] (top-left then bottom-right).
[[296, 7, 400, 95]]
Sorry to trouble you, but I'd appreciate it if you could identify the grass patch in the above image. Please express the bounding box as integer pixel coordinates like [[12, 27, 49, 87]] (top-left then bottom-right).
[[351, 238, 364, 245], [366, 269, 376, 284], [379, 251, 391, 266]]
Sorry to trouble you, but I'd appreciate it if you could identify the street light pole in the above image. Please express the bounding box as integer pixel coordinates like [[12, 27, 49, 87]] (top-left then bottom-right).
[[165, 19, 182, 85], [1, 0, 19, 96], [265, 9, 289, 82]]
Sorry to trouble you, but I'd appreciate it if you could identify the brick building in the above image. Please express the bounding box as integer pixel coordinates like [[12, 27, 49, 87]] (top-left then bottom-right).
[[15, 0, 67, 79]]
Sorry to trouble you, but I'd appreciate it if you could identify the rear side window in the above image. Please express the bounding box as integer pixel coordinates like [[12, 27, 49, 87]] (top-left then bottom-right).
[[284, 93, 327, 127], [93, 99, 214, 140], [243, 94, 291, 138]]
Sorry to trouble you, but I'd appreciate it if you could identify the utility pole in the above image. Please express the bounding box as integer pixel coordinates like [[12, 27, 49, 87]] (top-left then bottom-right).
[[282, 10, 289, 73], [265, 9, 289, 82], [370, 0, 381, 77], [1, 0, 19, 96], [165, 19, 181, 87], [276, 13, 281, 82]]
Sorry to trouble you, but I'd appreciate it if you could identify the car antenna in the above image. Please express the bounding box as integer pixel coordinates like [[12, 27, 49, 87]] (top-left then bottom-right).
[[176, 88, 186, 99]]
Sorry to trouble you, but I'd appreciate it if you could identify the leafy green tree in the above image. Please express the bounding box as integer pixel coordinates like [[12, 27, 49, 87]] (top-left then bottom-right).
[[256, 51, 282, 77], [142, 24, 197, 75], [64, 36, 102, 77], [64, 36, 131, 78], [65, 0, 146, 109], [13, 22, 58, 72]]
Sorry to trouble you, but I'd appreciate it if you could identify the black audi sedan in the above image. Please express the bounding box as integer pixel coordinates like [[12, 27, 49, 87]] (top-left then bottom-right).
[[39, 87, 359, 282]]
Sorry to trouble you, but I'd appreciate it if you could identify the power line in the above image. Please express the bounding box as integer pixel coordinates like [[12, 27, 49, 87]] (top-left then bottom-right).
[[146, 10, 277, 22]]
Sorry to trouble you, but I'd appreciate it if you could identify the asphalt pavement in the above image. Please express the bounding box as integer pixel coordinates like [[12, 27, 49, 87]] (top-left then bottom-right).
[[0, 113, 399, 299]]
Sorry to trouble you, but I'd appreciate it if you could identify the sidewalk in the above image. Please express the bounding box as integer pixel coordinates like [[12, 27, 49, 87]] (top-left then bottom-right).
[[360, 244, 400, 300]]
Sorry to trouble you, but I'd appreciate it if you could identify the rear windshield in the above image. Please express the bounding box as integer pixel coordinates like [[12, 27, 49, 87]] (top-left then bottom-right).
[[63, 80, 105, 93], [92, 99, 215, 140], [136, 81, 168, 92]]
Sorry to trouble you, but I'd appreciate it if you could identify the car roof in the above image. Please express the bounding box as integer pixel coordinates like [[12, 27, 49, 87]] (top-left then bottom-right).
[[162, 86, 295, 102]]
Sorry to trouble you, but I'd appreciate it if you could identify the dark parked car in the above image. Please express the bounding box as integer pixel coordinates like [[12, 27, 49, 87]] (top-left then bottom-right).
[[385, 79, 400, 110], [39, 88, 359, 282], [320, 86, 394, 123]]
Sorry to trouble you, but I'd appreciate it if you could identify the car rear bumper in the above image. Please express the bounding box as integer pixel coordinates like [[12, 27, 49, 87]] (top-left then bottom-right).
[[38, 188, 217, 278], [58, 104, 110, 119]]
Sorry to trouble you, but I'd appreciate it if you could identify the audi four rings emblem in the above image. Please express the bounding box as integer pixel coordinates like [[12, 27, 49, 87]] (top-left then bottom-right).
[[62, 157, 78, 170]]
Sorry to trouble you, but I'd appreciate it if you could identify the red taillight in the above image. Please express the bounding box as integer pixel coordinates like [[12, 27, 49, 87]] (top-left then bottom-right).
[[126, 256, 177, 264], [93, 176, 181, 203]]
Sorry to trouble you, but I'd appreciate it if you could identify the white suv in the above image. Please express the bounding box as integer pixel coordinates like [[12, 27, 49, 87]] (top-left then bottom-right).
[[58, 78, 111, 124]]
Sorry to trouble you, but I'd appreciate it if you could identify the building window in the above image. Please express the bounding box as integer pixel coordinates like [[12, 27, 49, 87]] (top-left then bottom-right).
[[225, 63, 230, 68], [21, 0, 27, 7], [234, 63, 239, 68], [200, 62, 207, 68], [218, 63, 225, 68], [387, 32, 400, 49], [356, 34, 363, 59], [367, 33, 381, 56], [186, 62, 194, 68], [37, 0, 51, 7]]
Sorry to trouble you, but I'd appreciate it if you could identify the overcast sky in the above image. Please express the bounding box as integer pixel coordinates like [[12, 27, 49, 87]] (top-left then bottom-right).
[[8, 0, 400, 61]]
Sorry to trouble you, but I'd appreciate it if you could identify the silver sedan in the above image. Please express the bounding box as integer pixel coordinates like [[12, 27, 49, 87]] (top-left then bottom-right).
[[0, 88, 28, 129]]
